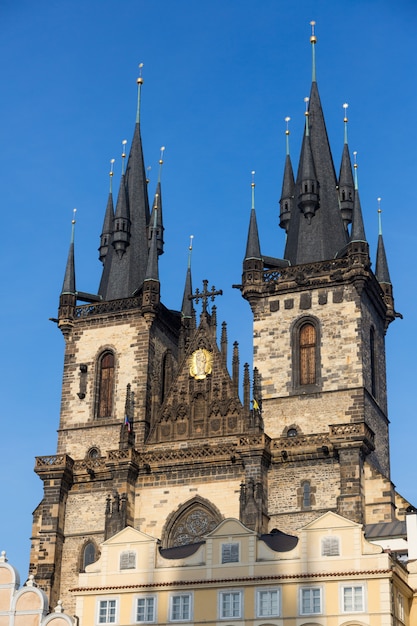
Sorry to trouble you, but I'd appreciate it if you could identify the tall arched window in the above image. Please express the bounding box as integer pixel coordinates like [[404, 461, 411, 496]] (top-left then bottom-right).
[[81, 541, 97, 571], [299, 322, 316, 385], [292, 317, 321, 391], [97, 351, 115, 418]]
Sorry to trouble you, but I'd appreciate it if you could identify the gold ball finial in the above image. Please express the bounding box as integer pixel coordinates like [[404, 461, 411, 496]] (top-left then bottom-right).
[[353, 150, 358, 169], [310, 20, 317, 44], [159, 145, 165, 165], [189, 234, 194, 251], [137, 62, 144, 85], [251, 170, 256, 188], [72, 208, 77, 225], [304, 97, 309, 116], [377, 197, 382, 213], [343, 102, 349, 123], [121, 139, 127, 159], [109, 158, 115, 177], [285, 116, 291, 135]]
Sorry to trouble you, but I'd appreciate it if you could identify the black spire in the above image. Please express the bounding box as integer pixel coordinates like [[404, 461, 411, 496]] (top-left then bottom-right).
[[144, 209, 159, 283], [149, 148, 165, 256], [283, 31, 348, 265], [99, 160, 115, 265], [375, 204, 391, 284], [98, 68, 151, 300], [350, 154, 367, 242], [61, 211, 76, 295], [338, 104, 354, 229], [279, 118, 295, 233], [181, 236, 194, 319], [245, 172, 261, 260]]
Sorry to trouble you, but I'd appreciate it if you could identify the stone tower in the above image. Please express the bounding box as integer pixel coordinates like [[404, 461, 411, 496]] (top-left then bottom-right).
[[241, 30, 399, 532], [30, 32, 403, 615]]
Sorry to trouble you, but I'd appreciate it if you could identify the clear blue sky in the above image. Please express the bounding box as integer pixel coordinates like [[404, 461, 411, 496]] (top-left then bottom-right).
[[1, 0, 416, 580]]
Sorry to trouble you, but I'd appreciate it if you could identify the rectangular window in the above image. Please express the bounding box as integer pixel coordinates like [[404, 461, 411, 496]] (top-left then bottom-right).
[[98, 599, 117, 624], [219, 591, 242, 619], [300, 587, 322, 615], [221, 542, 239, 563], [136, 597, 156, 623], [256, 589, 280, 617], [170, 594, 191, 621], [397, 592, 405, 622], [321, 536, 340, 556], [342, 586, 364, 612], [120, 550, 136, 570]]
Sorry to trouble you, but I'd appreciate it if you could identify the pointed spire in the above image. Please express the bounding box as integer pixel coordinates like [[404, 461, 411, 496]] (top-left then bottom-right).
[[232, 341, 239, 396], [279, 117, 295, 233], [181, 235, 194, 318], [350, 152, 367, 242], [144, 206, 159, 282], [375, 199, 391, 284], [112, 141, 131, 259], [62, 209, 77, 295], [297, 98, 319, 223], [338, 104, 355, 229], [149, 146, 165, 255], [99, 159, 115, 264], [99, 66, 151, 300], [245, 171, 262, 260], [221, 321, 227, 366], [284, 26, 348, 264]]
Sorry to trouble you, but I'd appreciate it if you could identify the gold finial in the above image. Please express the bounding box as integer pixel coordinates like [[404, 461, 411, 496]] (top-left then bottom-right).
[[137, 62, 144, 85], [353, 151, 358, 189], [343, 102, 349, 123], [251, 170, 255, 189], [146, 165, 151, 184], [109, 158, 115, 193], [377, 197, 382, 213], [158, 146, 165, 183], [189, 234, 194, 251], [310, 20, 317, 44], [377, 197, 383, 235], [285, 116, 291, 135], [304, 97, 309, 116], [72, 208, 77, 225], [121, 139, 127, 175]]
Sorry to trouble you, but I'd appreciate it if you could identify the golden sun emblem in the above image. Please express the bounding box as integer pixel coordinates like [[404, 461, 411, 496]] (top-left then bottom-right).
[[189, 348, 213, 380]]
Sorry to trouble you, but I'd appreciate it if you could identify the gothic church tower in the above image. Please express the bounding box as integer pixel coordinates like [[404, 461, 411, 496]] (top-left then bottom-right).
[[31, 31, 404, 616], [241, 27, 398, 532]]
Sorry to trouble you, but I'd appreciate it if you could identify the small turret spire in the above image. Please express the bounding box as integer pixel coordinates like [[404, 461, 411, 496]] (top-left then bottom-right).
[[350, 153, 366, 242], [136, 63, 144, 124], [99, 159, 116, 264], [338, 103, 354, 228], [149, 146, 165, 255], [279, 117, 295, 233], [310, 21, 317, 83], [297, 98, 319, 224], [62, 209, 77, 295], [181, 235, 194, 318], [375, 198, 391, 284], [244, 171, 261, 260], [112, 141, 131, 259], [121, 139, 127, 175], [144, 206, 159, 282]]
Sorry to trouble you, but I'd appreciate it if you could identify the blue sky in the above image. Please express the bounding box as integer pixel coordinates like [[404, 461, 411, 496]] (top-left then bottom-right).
[[1, 0, 416, 580]]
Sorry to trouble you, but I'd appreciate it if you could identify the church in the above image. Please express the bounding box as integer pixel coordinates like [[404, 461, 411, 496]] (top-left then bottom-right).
[[15, 27, 417, 625]]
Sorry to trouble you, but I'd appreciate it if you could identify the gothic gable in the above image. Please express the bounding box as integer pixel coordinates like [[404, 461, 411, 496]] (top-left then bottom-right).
[[149, 314, 247, 444]]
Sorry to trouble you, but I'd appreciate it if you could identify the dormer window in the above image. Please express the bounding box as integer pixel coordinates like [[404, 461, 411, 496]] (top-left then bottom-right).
[[221, 543, 239, 564], [321, 536, 340, 556], [120, 550, 136, 570]]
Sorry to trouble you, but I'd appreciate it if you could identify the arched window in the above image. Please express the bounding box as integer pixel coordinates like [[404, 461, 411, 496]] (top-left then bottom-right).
[[162, 497, 222, 548], [299, 323, 316, 385], [97, 351, 115, 418], [292, 317, 321, 391], [81, 541, 97, 571], [302, 481, 311, 508]]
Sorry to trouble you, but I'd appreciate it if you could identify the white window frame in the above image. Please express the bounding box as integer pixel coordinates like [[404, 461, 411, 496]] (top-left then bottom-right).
[[135, 595, 157, 623], [256, 587, 280, 617], [341, 584, 365, 613], [397, 591, 405, 622], [169, 593, 192, 622], [221, 542, 240, 564], [120, 550, 136, 570], [300, 586, 322, 615], [219, 590, 243, 620], [97, 598, 118, 624], [321, 535, 340, 557]]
